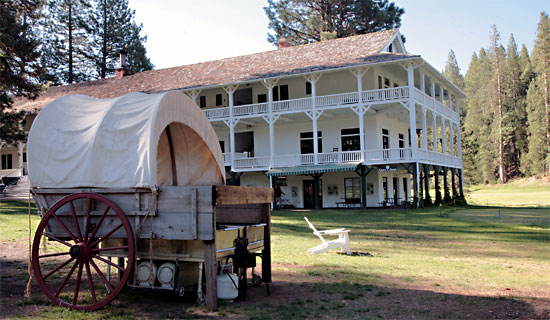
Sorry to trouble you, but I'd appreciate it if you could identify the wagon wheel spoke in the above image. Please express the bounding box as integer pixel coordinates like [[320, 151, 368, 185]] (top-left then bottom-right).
[[42, 232, 72, 247], [89, 223, 123, 248], [73, 261, 84, 306], [43, 257, 74, 280], [87, 206, 111, 243], [83, 198, 92, 242], [38, 251, 71, 259], [92, 254, 125, 272], [84, 261, 97, 304], [91, 245, 128, 253], [50, 212, 78, 243], [89, 258, 114, 292], [69, 201, 83, 242], [56, 260, 79, 298]]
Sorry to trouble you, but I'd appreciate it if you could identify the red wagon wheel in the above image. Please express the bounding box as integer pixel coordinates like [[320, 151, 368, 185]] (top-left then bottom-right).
[[32, 192, 134, 311]]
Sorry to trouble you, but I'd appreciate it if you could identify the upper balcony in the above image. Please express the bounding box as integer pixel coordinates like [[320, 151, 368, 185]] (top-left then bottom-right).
[[203, 87, 411, 121], [203, 86, 459, 123]]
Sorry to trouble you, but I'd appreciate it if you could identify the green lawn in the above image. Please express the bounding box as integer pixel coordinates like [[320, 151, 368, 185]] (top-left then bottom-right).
[[465, 180, 550, 207], [1, 200, 549, 319]]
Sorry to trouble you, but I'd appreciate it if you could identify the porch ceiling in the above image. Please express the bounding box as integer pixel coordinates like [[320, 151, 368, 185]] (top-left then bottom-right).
[[265, 163, 360, 177]]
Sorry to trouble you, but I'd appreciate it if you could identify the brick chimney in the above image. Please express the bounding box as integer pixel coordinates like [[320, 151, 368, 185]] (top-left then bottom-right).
[[115, 50, 131, 78], [278, 38, 291, 49]]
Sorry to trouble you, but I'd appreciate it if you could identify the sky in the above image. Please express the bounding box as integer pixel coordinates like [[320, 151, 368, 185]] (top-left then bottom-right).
[[128, 0, 549, 74]]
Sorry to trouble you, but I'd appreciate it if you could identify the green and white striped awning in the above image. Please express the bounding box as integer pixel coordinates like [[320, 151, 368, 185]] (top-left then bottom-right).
[[265, 163, 360, 177]]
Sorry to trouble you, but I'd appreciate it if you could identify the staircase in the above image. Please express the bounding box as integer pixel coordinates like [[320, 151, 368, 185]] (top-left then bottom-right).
[[1, 175, 31, 200]]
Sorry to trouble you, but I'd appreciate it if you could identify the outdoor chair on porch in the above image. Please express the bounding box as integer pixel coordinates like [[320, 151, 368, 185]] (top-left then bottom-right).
[[304, 217, 351, 255]]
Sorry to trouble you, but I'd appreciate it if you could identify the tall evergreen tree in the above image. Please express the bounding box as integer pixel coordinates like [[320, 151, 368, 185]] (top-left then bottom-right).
[[490, 25, 506, 182], [443, 50, 464, 89], [88, 0, 152, 79], [525, 12, 550, 175], [264, 0, 404, 45], [0, 0, 44, 147], [39, 0, 93, 85]]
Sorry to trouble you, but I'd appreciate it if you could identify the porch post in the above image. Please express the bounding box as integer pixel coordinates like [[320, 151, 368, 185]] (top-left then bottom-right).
[[450, 123, 455, 157], [407, 64, 420, 206], [456, 110, 463, 159], [360, 165, 367, 208], [351, 68, 368, 155], [224, 85, 238, 170], [451, 168, 457, 199], [459, 168, 465, 199], [186, 89, 201, 104], [423, 163, 431, 204], [434, 165, 441, 205], [263, 79, 279, 168], [440, 86, 444, 104], [432, 113, 438, 152], [412, 162, 419, 207], [421, 107, 427, 150], [420, 72, 425, 94], [431, 80, 436, 99], [443, 167, 451, 203], [305, 74, 322, 165], [441, 118, 447, 155], [18, 142, 24, 176], [448, 93, 452, 109]]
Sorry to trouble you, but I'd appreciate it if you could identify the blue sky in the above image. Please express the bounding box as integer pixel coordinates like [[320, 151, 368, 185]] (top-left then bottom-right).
[[129, 0, 548, 74]]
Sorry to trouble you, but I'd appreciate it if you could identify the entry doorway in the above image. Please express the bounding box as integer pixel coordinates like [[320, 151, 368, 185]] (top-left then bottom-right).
[[303, 179, 323, 209], [235, 131, 254, 157], [392, 177, 399, 204]]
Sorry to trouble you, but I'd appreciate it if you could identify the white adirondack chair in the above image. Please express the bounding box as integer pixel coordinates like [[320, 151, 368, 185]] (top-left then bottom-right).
[[304, 217, 351, 255]]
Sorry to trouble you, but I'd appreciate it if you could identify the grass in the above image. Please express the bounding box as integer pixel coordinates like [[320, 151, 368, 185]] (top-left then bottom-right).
[[465, 179, 550, 207], [2, 199, 549, 319]]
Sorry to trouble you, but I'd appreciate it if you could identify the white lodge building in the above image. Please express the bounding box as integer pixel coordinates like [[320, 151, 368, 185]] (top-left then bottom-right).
[[10, 29, 465, 208]]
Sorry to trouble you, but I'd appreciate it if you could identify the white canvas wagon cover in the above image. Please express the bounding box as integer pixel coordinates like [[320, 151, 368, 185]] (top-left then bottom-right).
[[28, 91, 225, 189]]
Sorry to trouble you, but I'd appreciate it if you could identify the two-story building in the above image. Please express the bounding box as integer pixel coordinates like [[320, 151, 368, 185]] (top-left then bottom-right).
[[11, 29, 465, 208]]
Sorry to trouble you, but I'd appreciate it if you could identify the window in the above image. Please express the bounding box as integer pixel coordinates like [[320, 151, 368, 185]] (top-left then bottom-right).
[[399, 133, 405, 159], [233, 88, 252, 106], [306, 81, 312, 95], [378, 76, 383, 89], [1, 154, 13, 170], [219, 141, 225, 153], [23, 152, 27, 163], [280, 85, 289, 100], [216, 94, 223, 106], [272, 86, 279, 101], [300, 131, 322, 154], [344, 178, 361, 204], [383, 177, 388, 200], [199, 96, 206, 108], [382, 129, 390, 160], [341, 128, 360, 151], [258, 94, 267, 103], [384, 78, 390, 88], [402, 177, 408, 202]]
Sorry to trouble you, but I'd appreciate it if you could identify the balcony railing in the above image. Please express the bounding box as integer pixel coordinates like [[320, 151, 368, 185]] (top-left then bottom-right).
[[363, 148, 412, 163], [417, 149, 461, 167], [203, 87, 409, 120], [414, 88, 459, 122]]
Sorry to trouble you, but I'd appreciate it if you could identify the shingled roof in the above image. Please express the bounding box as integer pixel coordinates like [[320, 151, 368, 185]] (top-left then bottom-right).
[[15, 29, 418, 112]]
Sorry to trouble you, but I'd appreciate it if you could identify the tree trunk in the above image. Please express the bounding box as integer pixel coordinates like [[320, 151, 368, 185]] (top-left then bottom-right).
[[493, 29, 506, 183], [544, 57, 550, 174], [101, 0, 107, 79]]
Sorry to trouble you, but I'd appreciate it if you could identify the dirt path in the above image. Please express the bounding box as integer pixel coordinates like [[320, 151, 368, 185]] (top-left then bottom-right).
[[1, 239, 549, 319]]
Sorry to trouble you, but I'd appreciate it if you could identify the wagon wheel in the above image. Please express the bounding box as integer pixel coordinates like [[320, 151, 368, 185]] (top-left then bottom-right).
[[32, 192, 134, 311]]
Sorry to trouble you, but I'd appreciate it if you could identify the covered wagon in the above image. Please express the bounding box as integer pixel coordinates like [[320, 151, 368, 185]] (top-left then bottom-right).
[[28, 91, 272, 311]]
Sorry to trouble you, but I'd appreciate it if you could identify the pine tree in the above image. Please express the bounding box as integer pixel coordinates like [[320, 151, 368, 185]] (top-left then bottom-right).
[[444, 50, 464, 89], [490, 25, 506, 182], [525, 12, 550, 175], [88, 0, 153, 79], [264, 0, 404, 45], [0, 0, 44, 147], [39, 0, 94, 85]]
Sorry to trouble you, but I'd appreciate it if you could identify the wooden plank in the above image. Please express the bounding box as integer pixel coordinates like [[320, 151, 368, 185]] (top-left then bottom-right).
[[215, 186, 273, 206], [157, 186, 213, 213], [32, 187, 150, 194], [261, 204, 272, 283], [203, 240, 217, 311], [215, 204, 264, 224]]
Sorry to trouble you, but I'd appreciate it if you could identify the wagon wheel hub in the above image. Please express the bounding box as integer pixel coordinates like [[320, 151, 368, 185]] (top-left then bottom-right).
[[69, 243, 90, 260]]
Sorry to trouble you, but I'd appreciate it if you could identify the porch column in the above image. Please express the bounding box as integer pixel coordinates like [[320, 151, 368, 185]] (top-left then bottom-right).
[[431, 80, 436, 99], [18, 142, 24, 176], [360, 165, 367, 208], [433, 113, 438, 152], [263, 79, 279, 168], [450, 123, 455, 157], [412, 163, 419, 207], [186, 89, 201, 104], [351, 68, 368, 156], [407, 64, 420, 206], [423, 163, 431, 204], [456, 101, 463, 159], [451, 168, 457, 199], [305, 74, 322, 165], [223, 85, 239, 169], [459, 168, 465, 198], [421, 107, 428, 150], [448, 93, 452, 110], [443, 167, 451, 203], [441, 118, 447, 155], [434, 165, 441, 205], [420, 72, 425, 94]]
